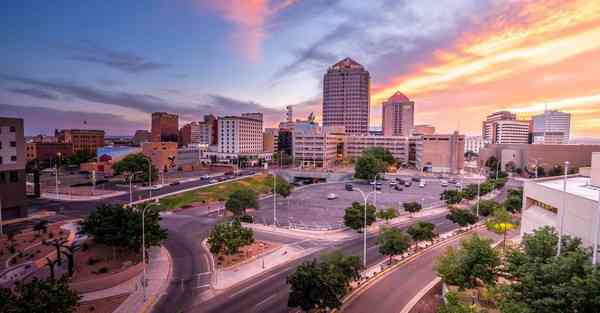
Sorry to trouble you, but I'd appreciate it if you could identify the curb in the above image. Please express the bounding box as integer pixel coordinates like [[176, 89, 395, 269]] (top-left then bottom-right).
[[399, 277, 442, 313]]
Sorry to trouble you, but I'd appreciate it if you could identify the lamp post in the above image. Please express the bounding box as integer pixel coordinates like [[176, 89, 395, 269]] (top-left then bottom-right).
[[476, 168, 481, 217], [557, 161, 569, 257], [0, 198, 3, 237], [593, 191, 600, 267], [55, 152, 61, 200], [354, 187, 380, 267], [137, 202, 158, 302], [273, 171, 277, 226], [147, 157, 153, 199]]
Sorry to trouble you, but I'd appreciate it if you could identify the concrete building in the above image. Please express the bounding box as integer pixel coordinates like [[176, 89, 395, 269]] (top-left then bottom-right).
[[132, 130, 151, 146], [490, 120, 530, 144], [521, 152, 600, 250], [263, 128, 279, 153], [418, 132, 465, 174], [382, 91, 414, 137], [200, 114, 218, 146], [142, 142, 178, 173], [322, 57, 370, 134], [479, 143, 600, 173], [25, 142, 74, 167], [30, 134, 57, 143], [346, 135, 410, 165], [176, 145, 206, 171], [151, 112, 179, 143], [179, 122, 202, 146], [55, 129, 105, 155], [413, 124, 436, 135], [293, 127, 345, 168], [217, 114, 263, 155], [286, 105, 293, 123], [482, 111, 517, 143], [465, 136, 485, 154], [0, 117, 27, 219], [531, 110, 571, 144]]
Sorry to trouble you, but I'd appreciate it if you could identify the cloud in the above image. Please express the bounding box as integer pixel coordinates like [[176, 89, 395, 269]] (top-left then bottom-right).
[[6, 87, 60, 100], [202, 0, 300, 62], [195, 94, 285, 127], [67, 42, 170, 73], [0, 103, 146, 136]]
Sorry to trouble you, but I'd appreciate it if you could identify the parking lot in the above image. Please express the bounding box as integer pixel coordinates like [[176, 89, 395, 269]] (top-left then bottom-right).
[[252, 178, 462, 228]]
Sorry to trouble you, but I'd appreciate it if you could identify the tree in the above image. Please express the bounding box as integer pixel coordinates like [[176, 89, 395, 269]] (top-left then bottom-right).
[[65, 150, 95, 166], [407, 221, 437, 250], [0, 277, 80, 313], [504, 189, 523, 213], [441, 189, 463, 205], [470, 199, 501, 217], [376, 207, 398, 223], [362, 147, 396, 167], [343, 202, 376, 231], [207, 219, 254, 255], [378, 227, 412, 264], [437, 292, 479, 313], [435, 235, 500, 289], [446, 209, 479, 227], [271, 174, 293, 198], [403, 201, 422, 216], [485, 156, 498, 172], [112, 153, 158, 183], [491, 177, 507, 189], [354, 155, 385, 181], [461, 184, 478, 200], [225, 189, 259, 216], [287, 252, 362, 312], [547, 163, 564, 177], [485, 207, 516, 252], [479, 181, 494, 195]]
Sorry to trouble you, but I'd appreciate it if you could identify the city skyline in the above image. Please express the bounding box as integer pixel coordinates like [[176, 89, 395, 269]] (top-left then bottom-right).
[[1, 1, 600, 138]]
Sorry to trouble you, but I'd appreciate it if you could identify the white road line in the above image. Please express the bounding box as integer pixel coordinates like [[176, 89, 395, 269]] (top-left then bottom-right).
[[195, 272, 211, 276], [255, 293, 278, 307], [194, 284, 210, 289], [228, 269, 288, 298]]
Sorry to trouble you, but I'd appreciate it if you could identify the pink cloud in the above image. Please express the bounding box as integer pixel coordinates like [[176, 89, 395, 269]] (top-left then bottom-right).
[[203, 0, 298, 62]]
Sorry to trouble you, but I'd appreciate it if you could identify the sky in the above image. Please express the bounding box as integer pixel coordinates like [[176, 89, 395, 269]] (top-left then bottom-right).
[[1, 0, 600, 138]]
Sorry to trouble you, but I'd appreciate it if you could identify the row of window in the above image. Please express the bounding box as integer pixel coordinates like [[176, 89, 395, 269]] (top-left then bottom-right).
[[0, 126, 17, 133], [0, 141, 17, 149], [0, 171, 19, 184]]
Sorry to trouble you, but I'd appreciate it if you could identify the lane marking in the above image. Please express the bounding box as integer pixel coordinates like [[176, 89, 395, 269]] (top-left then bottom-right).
[[228, 269, 289, 298], [255, 293, 278, 307], [194, 284, 210, 289]]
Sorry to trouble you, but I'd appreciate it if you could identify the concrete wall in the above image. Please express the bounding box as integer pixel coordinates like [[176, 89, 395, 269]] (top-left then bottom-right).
[[592, 152, 600, 187], [480, 144, 600, 171]]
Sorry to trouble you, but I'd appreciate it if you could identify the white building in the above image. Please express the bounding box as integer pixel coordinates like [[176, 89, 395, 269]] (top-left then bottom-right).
[[292, 127, 345, 168], [465, 136, 485, 153], [482, 111, 516, 144], [531, 110, 571, 144], [521, 152, 600, 250], [492, 120, 529, 144], [217, 114, 263, 155], [381, 91, 414, 137]]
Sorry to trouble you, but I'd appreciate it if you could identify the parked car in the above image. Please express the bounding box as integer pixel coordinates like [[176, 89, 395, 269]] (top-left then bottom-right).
[[390, 181, 398, 186], [375, 184, 382, 191], [396, 178, 405, 185], [419, 181, 426, 188], [327, 193, 338, 200], [345, 183, 354, 191], [169, 181, 180, 186], [448, 178, 457, 185], [441, 180, 449, 187], [412, 176, 421, 182], [404, 181, 412, 187], [209, 179, 218, 184], [370, 181, 377, 185], [394, 185, 404, 191]]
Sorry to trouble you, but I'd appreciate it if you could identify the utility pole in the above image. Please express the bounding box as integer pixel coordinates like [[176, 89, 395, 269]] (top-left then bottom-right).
[[557, 161, 569, 257], [476, 168, 481, 217], [0, 198, 3, 237]]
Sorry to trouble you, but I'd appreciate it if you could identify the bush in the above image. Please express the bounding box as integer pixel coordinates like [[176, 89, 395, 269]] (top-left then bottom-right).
[[238, 215, 254, 223]]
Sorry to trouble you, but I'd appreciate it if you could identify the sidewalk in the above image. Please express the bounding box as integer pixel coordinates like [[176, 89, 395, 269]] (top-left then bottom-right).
[[80, 245, 172, 313], [41, 191, 127, 201]]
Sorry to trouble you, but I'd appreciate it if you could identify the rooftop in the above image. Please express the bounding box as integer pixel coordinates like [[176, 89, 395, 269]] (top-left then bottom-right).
[[537, 176, 600, 202], [387, 91, 410, 103]]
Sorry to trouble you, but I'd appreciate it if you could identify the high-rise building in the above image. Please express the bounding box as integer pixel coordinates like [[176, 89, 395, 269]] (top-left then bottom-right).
[[465, 136, 484, 153], [322, 57, 370, 134], [151, 112, 179, 143], [0, 117, 27, 219], [263, 128, 279, 153], [179, 122, 202, 146], [491, 120, 530, 144], [412, 124, 436, 135], [482, 111, 516, 143], [531, 110, 571, 144], [286, 105, 293, 123], [55, 129, 105, 155], [217, 114, 263, 154], [382, 91, 414, 137]]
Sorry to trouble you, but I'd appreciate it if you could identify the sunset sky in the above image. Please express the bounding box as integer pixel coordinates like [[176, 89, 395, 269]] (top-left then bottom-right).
[[1, 0, 600, 138]]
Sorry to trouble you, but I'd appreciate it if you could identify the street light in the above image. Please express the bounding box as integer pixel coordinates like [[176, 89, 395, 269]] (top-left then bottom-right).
[[0, 198, 3, 237], [354, 187, 380, 267], [272, 171, 277, 226], [147, 157, 153, 199], [476, 168, 482, 217], [557, 161, 569, 257], [55, 152, 62, 200], [136, 202, 158, 302], [593, 191, 600, 267]]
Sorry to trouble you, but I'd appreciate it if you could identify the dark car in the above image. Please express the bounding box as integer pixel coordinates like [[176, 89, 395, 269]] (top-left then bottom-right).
[[375, 184, 382, 191], [345, 183, 353, 191], [396, 178, 405, 185], [169, 181, 180, 186], [394, 185, 403, 191], [412, 176, 421, 182], [448, 178, 457, 184]]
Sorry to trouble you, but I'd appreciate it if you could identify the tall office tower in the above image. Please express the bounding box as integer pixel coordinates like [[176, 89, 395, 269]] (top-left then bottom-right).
[[531, 110, 571, 144], [492, 120, 530, 144], [482, 110, 516, 143], [151, 112, 179, 143], [382, 91, 414, 137], [323, 57, 370, 134], [179, 122, 202, 146], [0, 117, 27, 218], [286, 105, 293, 123]]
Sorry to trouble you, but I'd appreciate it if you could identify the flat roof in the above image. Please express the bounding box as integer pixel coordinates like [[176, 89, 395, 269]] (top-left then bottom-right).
[[537, 176, 600, 202]]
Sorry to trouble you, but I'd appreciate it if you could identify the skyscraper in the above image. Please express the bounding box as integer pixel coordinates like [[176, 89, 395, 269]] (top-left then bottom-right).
[[151, 112, 179, 143], [531, 110, 571, 144], [382, 91, 414, 137], [322, 57, 370, 134], [482, 111, 517, 143]]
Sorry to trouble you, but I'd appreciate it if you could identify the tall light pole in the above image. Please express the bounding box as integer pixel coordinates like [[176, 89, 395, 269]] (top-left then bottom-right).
[[0, 198, 3, 237], [55, 152, 61, 200], [495, 158, 500, 180], [476, 168, 481, 217], [354, 188, 379, 267], [557, 161, 569, 257], [593, 191, 600, 267], [137, 202, 157, 302], [147, 157, 153, 199], [273, 171, 277, 226]]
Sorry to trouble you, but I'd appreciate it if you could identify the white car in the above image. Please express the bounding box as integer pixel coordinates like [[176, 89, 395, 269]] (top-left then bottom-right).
[[441, 180, 449, 187], [390, 181, 398, 186], [419, 181, 426, 188], [327, 193, 338, 200]]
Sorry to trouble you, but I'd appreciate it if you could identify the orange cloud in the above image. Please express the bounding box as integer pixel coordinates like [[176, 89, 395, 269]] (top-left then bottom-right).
[[203, 0, 298, 62], [372, 0, 600, 137]]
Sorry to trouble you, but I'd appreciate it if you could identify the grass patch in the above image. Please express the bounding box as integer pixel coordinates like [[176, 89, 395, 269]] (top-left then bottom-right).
[[157, 174, 274, 211]]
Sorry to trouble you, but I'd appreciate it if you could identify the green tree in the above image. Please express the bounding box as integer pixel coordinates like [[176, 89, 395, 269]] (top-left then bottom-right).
[[485, 207, 516, 252], [503, 190, 523, 213], [479, 181, 494, 195], [271, 174, 293, 197], [407, 221, 437, 249], [112, 153, 158, 183], [225, 189, 259, 216], [403, 201, 422, 216], [441, 189, 463, 205], [547, 163, 564, 177], [437, 292, 479, 313], [376, 207, 398, 223], [485, 156, 498, 171], [207, 219, 254, 255], [362, 147, 396, 167], [446, 209, 479, 227], [354, 155, 385, 181], [378, 227, 412, 264], [471, 199, 501, 217], [343, 202, 376, 231], [287, 252, 362, 312], [461, 184, 478, 200], [492, 177, 507, 189], [65, 150, 95, 166], [435, 235, 500, 289], [0, 277, 80, 313]]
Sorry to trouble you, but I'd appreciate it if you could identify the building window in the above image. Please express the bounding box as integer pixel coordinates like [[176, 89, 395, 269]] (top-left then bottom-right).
[[10, 126, 16, 132], [9, 171, 18, 183], [0, 172, 5, 184], [10, 141, 16, 147], [11, 156, 17, 162]]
